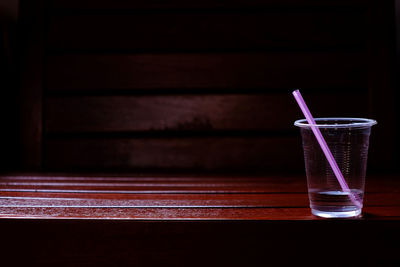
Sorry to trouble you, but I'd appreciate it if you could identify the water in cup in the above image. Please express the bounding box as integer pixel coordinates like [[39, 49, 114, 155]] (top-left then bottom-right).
[[308, 189, 364, 218]]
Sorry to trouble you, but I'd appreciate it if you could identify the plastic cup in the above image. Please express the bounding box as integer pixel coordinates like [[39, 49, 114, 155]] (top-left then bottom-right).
[[294, 118, 377, 218]]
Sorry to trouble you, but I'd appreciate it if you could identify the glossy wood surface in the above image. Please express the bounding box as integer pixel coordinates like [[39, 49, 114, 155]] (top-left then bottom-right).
[[0, 174, 398, 220], [0, 173, 398, 266]]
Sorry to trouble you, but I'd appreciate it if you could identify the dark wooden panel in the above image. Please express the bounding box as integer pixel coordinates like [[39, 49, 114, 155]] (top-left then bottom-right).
[[46, 53, 367, 90], [367, 0, 397, 171], [18, 0, 45, 169], [0, 24, 19, 170], [47, 12, 365, 51], [44, 137, 303, 171], [49, 0, 367, 10], [45, 93, 369, 133]]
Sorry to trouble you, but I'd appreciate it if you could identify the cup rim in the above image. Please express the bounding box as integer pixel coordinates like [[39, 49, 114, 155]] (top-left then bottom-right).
[[294, 117, 377, 128]]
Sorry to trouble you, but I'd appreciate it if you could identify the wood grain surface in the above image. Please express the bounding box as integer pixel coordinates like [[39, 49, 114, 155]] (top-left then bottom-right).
[[12, 0, 399, 264], [0, 173, 398, 266], [18, 0, 45, 169], [46, 53, 366, 90], [44, 92, 368, 133], [44, 136, 304, 171], [0, 174, 398, 220]]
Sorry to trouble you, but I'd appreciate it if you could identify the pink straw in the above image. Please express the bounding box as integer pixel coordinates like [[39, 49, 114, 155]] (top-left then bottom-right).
[[292, 89, 362, 209]]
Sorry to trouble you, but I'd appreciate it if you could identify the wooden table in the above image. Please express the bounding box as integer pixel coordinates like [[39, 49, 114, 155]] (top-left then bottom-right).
[[0, 173, 399, 266]]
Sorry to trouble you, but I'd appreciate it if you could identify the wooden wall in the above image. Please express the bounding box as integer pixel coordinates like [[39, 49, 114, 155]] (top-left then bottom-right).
[[18, 0, 396, 173], [0, 3, 19, 171]]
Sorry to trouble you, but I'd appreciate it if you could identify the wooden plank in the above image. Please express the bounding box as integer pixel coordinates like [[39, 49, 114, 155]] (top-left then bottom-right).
[[1, 174, 395, 187], [0, 193, 309, 207], [0, 192, 398, 207], [0, 207, 324, 219], [18, 0, 45, 169], [0, 175, 394, 193], [0, 174, 398, 265], [0, 177, 305, 187], [0, 174, 398, 220], [48, 0, 367, 10], [0, 174, 305, 183], [0, 175, 309, 193], [0, 24, 19, 170], [0, 206, 399, 220], [44, 93, 369, 133], [44, 137, 304, 171], [47, 12, 365, 52], [364, 193, 400, 206], [0, 181, 308, 193], [46, 53, 367, 90]]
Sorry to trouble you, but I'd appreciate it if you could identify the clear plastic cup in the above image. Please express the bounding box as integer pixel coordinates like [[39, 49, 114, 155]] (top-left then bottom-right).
[[294, 118, 377, 218]]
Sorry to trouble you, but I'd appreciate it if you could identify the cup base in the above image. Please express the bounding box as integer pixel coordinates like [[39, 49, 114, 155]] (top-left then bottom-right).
[[311, 208, 361, 218]]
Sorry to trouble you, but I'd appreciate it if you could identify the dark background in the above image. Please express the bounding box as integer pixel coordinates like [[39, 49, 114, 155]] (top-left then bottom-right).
[[0, 0, 398, 174]]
